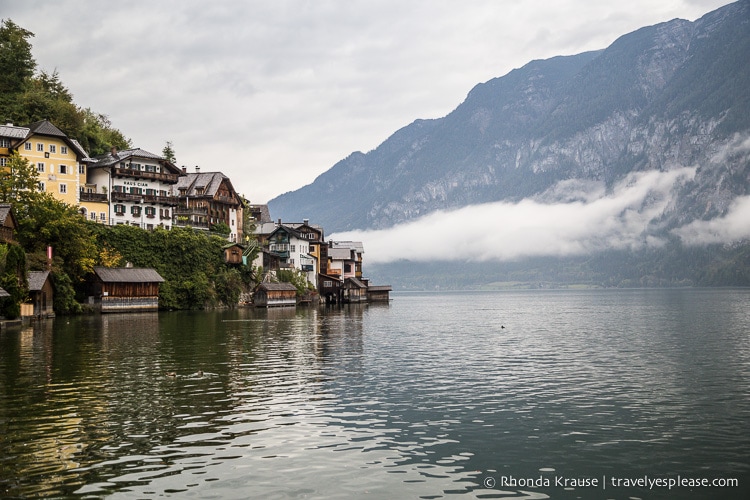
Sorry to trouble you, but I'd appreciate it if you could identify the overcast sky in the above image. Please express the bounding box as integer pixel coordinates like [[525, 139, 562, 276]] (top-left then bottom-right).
[[0, 0, 731, 204]]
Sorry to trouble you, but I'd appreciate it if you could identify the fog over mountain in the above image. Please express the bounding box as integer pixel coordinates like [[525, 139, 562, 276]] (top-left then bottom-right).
[[269, 1, 750, 269]]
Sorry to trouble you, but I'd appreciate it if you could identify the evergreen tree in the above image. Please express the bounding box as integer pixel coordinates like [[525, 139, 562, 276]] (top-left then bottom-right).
[[162, 141, 176, 164], [0, 18, 35, 119]]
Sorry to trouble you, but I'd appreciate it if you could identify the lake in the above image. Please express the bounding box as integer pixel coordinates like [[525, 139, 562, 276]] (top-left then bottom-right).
[[1, 289, 749, 499]]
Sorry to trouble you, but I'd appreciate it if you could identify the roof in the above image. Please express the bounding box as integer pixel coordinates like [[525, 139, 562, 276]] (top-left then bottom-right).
[[330, 241, 364, 253], [0, 124, 30, 139], [0, 287, 9, 298], [174, 172, 240, 203], [0, 204, 17, 227], [329, 247, 355, 260], [27, 120, 68, 138], [93, 266, 165, 283], [27, 270, 51, 291], [367, 285, 392, 291], [257, 282, 298, 291], [246, 204, 272, 223], [21, 120, 90, 159], [92, 148, 181, 173], [345, 277, 367, 288]]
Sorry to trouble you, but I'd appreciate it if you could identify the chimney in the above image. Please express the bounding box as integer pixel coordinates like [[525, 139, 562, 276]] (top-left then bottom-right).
[[277, 218, 282, 226], [181, 166, 187, 173], [195, 166, 200, 173], [111, 146, 118, 157], [303, 219, 309, 225]]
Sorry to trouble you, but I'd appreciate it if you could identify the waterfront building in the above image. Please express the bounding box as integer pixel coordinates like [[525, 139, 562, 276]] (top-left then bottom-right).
[[263, 220, 323, 288], [89, 148, 182, 230], [1, 120, 92, 207], [27, 270, 55, 318], [89, 266, 165, 312], [253, 282, 297, 307], [173, 168, 243, 242]]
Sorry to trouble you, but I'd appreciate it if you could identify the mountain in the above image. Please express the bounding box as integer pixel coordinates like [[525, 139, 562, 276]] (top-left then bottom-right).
[[269, 1, 750, 235]]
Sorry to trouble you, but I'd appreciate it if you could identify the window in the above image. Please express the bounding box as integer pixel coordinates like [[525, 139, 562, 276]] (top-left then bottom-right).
[[61, 146, 68, 154], [114, 204, 125, 215], [49, 145, 56, 153], [90, 212, 97, 221], [37, 162, 44, 172], [100, 213, 106, 221], [59, 184, 67, 194], [38, 182, 45, 191], [37, 143, 44, 152], [145, 206, 156, 218], [59, 164, 67, 174], [79, 165, 85, 174], [131, 205, 141, 216], [25, 142, 32, 150], [0, 158, 6, 167], [0, 138, 9, 147]]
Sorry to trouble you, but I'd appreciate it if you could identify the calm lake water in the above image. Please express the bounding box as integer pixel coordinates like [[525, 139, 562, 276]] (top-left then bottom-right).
[[1, 289, 749, 499]]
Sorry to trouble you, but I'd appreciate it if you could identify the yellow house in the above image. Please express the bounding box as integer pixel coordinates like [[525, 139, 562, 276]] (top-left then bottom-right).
[[16, 120, 91, 208]]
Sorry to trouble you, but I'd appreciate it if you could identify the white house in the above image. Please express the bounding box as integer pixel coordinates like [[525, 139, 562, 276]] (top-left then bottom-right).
[[89, 148, 182, 230]]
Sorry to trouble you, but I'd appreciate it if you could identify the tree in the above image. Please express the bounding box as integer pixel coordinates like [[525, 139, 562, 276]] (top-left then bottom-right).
[[17, 194, 97, 285], [0, 19, 35, 116], [0, 243, 27, 319], [162, 140, 176, 164], [0, 150, 41, 207]]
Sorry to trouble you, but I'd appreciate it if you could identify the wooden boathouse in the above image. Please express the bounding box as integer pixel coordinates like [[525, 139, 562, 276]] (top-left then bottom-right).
[[90, 266, 165, 312], [27, 270, 55, 318], [254, 282, 297, 307]]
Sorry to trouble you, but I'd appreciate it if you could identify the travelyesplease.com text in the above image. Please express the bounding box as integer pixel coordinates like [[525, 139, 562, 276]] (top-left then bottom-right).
[[484, 474, 739, 491]]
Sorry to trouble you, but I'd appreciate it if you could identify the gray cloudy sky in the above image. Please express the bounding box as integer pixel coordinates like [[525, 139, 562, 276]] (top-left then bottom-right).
[[0, 0, 730, 204]]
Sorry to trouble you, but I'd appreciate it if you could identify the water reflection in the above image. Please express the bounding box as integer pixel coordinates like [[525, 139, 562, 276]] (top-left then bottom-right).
[[1, 291, 749, 499]]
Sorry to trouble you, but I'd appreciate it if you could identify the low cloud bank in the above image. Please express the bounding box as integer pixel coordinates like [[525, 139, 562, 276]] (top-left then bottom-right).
[[328, 166, 747, 264]]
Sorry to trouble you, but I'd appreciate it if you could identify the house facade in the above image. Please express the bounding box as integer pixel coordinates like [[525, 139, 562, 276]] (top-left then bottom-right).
[[264, 221, 323, 288], [89, 148, 182, 230], [1, 120, 91, 207], [173, 169, 243, 242]]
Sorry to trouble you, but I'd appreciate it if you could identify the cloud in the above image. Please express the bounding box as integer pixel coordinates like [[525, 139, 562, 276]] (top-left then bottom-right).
[[672, 196, 750, 245], [330, 167, 698, 264]]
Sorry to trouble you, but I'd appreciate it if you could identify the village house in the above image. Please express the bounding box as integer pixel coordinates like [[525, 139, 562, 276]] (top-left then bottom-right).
[[223, 242, 245, 265], [0, 204, 18, 243], [89, 148, 182, 230], [0, 120, 93, 209], [89, 266, 165, 312], [260, 220, 323, 288], [27, 270, 55, 318], [173, 168, 244, 242]]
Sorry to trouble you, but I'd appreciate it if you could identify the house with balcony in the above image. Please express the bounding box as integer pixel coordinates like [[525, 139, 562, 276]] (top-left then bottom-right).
[[1, 120, 92, 208], [262, 220, 323, 288], [173, 168, 243, 242], [89, 148, 182, 230]]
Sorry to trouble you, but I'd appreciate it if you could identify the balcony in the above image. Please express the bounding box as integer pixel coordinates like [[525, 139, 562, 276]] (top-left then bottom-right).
[[174, 206, 209, 216], [80, 191, 108, 202], [113, 167, 179, 184], [111, 191, 179, 206]]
